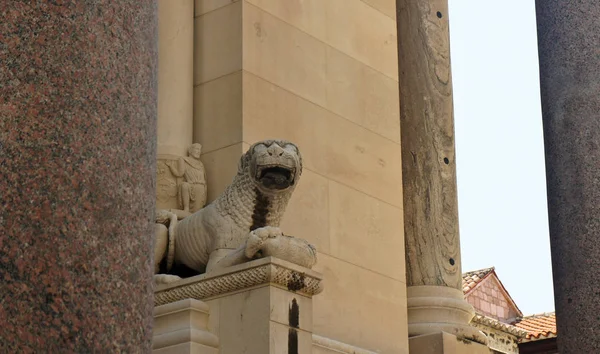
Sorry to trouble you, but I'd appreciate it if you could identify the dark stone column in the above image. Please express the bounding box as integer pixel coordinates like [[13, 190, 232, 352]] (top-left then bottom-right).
[[0, 2, 157, 352], [535, 1, 600, 352]]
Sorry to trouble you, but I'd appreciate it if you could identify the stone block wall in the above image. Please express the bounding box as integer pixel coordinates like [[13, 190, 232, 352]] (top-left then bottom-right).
[[193, 0, 408, 352]]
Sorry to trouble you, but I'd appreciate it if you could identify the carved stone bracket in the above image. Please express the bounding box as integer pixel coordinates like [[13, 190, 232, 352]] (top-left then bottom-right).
[[154, 257, 324, 306]]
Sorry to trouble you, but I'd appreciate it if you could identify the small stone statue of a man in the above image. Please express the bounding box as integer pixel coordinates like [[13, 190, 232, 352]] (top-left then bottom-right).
[[168, 143, 207, 213]]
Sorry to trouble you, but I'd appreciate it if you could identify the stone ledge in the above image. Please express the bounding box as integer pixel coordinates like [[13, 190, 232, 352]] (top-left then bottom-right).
[[153, 298, 219, 353], [312, 334, 378, 354], [154, 257, 324, 306], [472, 313, 528, 338], [409, 332, 491, 354], [153, 328, 219, 350]]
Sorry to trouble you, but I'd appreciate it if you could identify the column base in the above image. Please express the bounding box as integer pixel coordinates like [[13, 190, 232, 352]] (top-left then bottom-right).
[[408, 286, 487, 345], [410, 332, 491, 354]]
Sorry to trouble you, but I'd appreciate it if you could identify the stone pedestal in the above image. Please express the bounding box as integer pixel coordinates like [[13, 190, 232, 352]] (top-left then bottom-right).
[[0, 2, 157, 352], [535, 1, 600, 352], [153, 299, 219, 354], [155, 257, 323, 354], [409, 333, 491, 354], [397, 0, 485, 347]]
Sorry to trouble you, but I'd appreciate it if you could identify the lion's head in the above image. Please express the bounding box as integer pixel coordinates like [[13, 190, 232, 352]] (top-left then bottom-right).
[[238, 139, 303, 193]]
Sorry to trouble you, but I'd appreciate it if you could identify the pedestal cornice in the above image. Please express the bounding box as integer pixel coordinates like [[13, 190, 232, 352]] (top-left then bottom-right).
[[155, 257, 324, 305]]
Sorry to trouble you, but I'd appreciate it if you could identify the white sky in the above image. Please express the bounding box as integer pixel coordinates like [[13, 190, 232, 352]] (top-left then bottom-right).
[[448, 0, 555, 315]]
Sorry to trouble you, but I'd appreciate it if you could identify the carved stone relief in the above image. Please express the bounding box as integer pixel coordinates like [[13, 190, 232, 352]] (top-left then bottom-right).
[[156, 143, 207, 217]]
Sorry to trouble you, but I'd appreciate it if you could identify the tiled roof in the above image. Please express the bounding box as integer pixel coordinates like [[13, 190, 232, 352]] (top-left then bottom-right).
[[512, 312, 557, 342], [462, 267, 495, 294], [462, 267, 523, 319]]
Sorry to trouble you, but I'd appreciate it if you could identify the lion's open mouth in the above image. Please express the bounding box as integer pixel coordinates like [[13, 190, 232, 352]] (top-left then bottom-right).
[[256, 165, 295, 189]]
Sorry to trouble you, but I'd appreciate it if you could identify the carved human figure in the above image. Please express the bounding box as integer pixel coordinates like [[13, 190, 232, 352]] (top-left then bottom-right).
[[168, 143, 207, 213], [154, 139, 317, 284]]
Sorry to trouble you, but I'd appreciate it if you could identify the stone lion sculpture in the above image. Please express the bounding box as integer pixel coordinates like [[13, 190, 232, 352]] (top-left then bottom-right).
[[154, 139, 317, 284]]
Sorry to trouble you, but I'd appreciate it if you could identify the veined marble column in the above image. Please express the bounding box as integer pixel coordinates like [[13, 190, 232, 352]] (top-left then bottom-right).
[[0, 1, 156, 352], [396, 0, 486, 345], [535, 2, 600, 352], [158, 0, 194, 156]]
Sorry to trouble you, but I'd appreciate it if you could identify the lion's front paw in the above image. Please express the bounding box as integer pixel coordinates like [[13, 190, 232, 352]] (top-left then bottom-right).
[[245, 226, 283, 259], [253, 226, 283, 239]]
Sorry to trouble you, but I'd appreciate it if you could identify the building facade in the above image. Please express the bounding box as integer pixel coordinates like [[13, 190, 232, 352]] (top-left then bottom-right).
[[3, 0, 599, 353]]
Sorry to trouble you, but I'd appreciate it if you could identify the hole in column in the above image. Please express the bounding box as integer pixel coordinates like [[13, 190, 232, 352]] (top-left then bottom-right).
[[443, 157, 450, 164], [568, 298, 573, 304], [449, 258, 455, 266], [437, 11, 443, 18]]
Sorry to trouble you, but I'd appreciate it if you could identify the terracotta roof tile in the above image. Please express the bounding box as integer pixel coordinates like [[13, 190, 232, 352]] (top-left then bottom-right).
[[512, 312, 557, 342], [462, 267, 495, 294], [462, 267, 523, 319]]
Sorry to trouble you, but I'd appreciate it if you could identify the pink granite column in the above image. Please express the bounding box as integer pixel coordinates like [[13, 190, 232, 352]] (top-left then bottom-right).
[[0, 2, 157, 352], [535, 1, 600, 352]]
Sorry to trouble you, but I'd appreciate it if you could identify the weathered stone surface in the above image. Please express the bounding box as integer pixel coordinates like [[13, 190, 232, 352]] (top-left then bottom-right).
[[0, 2, 157, 352], [397, 0, 483, 344], [398, 0, 462, 290], [155, 257, 323, 354], [156, 144, 207, 215], [154, 257, 323, 306], [535, 1, 600, 352], [472, 315, 526, 354]]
